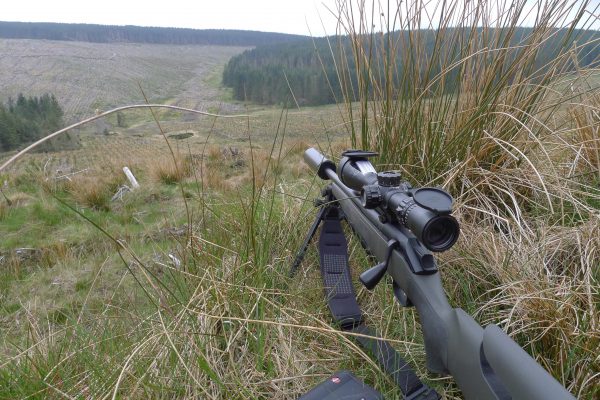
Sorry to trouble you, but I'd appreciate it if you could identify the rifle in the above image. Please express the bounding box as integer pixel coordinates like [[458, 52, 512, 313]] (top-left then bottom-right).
[[292, 148, 575, 400]]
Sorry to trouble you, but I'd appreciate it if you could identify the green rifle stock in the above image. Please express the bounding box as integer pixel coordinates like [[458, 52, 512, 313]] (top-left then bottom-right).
[[303, 147, 575, 400]]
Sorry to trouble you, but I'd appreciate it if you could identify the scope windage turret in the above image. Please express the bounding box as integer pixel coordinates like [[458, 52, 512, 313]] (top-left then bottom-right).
[[338, 151, 459, 252]]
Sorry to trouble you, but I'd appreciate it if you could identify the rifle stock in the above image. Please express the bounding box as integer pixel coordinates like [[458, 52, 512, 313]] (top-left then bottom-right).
[[305, 148, 574, 400]]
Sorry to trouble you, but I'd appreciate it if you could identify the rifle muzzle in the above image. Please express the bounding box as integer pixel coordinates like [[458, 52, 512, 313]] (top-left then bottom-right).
[[304, 148, 336, 180]]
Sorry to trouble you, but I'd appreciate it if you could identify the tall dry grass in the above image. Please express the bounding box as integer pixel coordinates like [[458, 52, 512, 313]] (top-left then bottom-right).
[[327, 0, 600, 397], [150, 154, 193, 185], [0, 140, 363, 399], [568, 80, 600, 179]]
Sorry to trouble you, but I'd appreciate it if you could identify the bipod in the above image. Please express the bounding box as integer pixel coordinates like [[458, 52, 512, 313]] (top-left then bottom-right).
[[289, 185, 440, 400], [289, 186, 338, 277]]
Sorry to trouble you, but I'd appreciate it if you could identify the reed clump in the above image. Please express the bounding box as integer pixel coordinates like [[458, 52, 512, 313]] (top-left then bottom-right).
[[330, 0, 600, 396], [66, 175, 112, 211], [568, 85, 600, 180], [150, 155, 192, 185]]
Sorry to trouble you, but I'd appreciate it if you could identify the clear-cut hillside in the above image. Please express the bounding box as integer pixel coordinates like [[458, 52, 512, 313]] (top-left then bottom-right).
[[0, 39, 247, 121]]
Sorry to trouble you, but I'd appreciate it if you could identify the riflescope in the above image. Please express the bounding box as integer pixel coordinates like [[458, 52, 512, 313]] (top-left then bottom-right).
[[337, 150, 460, 252]]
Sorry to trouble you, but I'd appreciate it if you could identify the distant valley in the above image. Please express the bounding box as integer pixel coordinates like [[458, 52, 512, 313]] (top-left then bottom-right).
[[0, 22, 305, 121], [0, 39, 247, 121]]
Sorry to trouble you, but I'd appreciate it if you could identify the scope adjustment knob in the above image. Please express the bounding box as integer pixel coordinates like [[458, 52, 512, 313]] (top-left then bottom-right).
[[361, 185, 382, 208], [377, 171, 402, 187]]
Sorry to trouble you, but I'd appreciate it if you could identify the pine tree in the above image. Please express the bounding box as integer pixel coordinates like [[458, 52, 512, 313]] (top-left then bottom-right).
[[0, 93, 64, 151]]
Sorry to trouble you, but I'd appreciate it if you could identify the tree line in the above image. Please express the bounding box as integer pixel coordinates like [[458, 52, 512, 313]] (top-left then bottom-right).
[[222, 27, 600, 106], [0, 21, 306, 46], [223, 39, 342, 105], [0, 94, 64, 152]]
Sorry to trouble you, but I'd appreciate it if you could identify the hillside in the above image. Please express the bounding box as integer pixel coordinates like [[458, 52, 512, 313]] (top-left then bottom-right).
[[223, 27, 600, 105], [0, 21, 307, 46], [0, 22, 308, 121], [0, 39, 247, 121]]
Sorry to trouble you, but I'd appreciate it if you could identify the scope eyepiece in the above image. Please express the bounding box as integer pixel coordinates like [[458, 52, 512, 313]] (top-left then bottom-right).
[[338, 150, 379, 191]]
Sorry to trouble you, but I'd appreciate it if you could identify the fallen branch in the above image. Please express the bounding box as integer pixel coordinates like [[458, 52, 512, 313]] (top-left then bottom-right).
[[53, 168, 90, 182]]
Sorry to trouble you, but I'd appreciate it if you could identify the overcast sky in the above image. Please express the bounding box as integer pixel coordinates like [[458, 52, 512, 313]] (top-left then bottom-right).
[[2, 1, 598, 36], [1, 0, 341, 36]]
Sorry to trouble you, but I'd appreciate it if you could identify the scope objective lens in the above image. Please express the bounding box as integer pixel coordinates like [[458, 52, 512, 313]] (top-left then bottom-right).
[[388, 191, 460, 252], [419, 215, 460, 252]]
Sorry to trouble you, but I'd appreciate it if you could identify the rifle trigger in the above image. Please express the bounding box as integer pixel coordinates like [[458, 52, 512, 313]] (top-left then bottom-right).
[[393, 281, 413, 307]]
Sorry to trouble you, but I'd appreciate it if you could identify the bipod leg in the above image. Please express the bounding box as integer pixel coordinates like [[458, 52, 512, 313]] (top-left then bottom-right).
[[289, 205, 329, 277]]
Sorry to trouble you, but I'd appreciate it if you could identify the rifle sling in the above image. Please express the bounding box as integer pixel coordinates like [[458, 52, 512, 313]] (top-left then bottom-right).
[[318, 207, 439, 400]]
